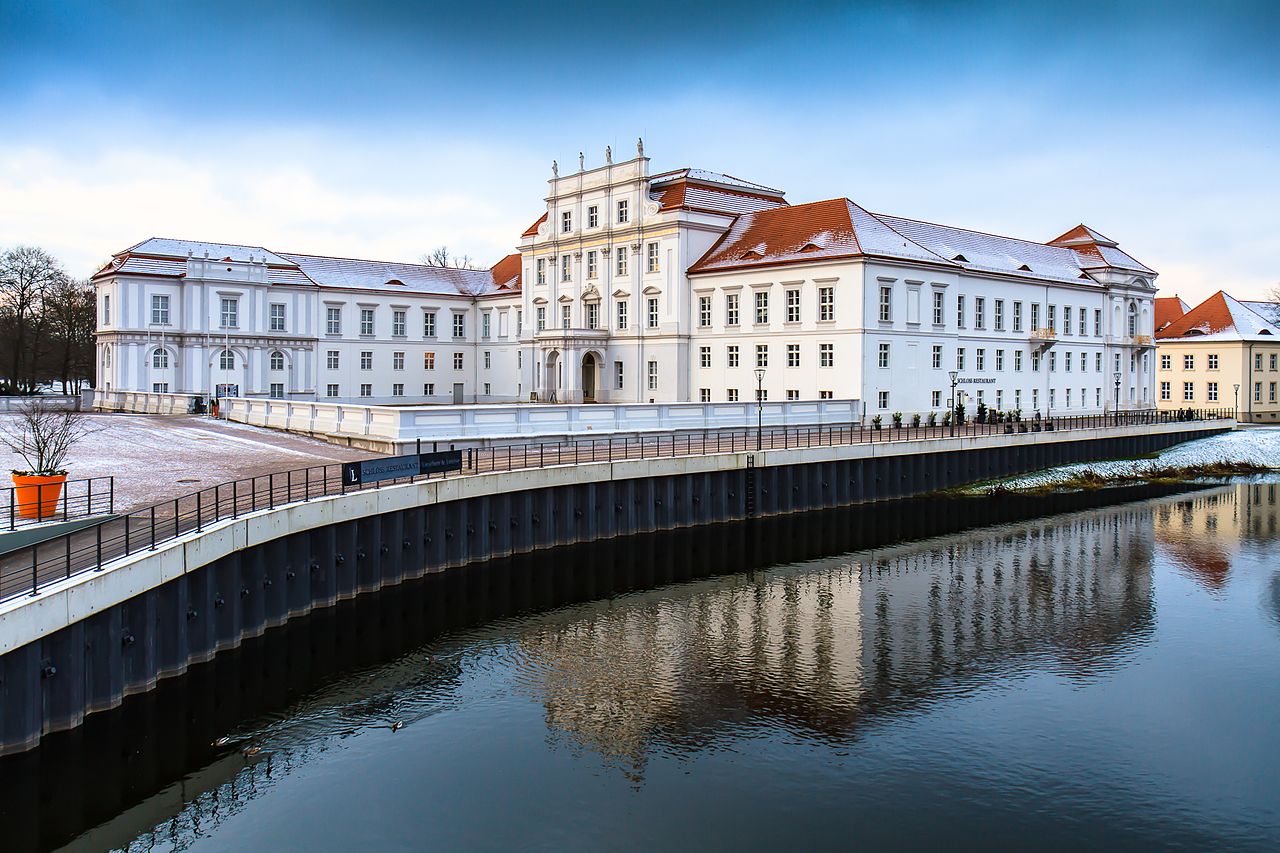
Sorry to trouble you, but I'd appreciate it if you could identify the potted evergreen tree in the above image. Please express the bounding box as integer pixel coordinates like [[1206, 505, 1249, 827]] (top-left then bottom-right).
[[1, 401, 91, 519]]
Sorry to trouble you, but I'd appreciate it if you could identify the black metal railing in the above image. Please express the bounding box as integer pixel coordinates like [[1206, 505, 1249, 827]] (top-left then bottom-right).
[[0, 408, 1235, 602], [3, 476, 114, 531]]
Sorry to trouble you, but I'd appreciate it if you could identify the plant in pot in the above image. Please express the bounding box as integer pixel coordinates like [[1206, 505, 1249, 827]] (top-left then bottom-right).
[[892, 412, 903, 429], [0, 401, 92, 520], [872, 414, 882, 431], [911, 413, 921, 428]]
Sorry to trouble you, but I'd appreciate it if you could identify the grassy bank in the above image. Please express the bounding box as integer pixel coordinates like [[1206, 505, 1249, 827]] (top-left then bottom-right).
[[987, 460, 1274, 495]]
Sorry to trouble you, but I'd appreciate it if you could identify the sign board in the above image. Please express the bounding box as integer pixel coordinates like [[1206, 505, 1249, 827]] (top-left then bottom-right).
[[342, 450, 463, 486], [956, 378, 997, 385]]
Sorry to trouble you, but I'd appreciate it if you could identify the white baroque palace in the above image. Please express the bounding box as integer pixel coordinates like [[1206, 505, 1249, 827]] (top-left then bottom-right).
[[94, 142, 1159, 416]]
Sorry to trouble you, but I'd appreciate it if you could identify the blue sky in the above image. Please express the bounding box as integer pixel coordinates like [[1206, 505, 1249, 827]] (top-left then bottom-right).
[[1, 0, 1276, 303]]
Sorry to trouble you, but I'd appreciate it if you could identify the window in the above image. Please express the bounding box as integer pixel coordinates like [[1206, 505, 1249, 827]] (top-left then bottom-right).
[[423, 311, 437, 337], [1049, 352, 1057, 372], [424, 383, 435, 396], [562, 304, 571, 329], [152, 349, 169, 369], [453, 313, 465, 338], [1030, 303, 1040, 331], [1256, 353, 1264, 371], [727, 389, 739, 402], [701, 389, 712, 402], [787, 390, 800, 401], [820, 343, 834, 367], [1047, 305, 1056, 333], [1255, 382, 1263, 402], [587, 251, 597, 279], [360, 351, 373, 370], [1161, 354, 1171, 370], [820, 286, 834, 321], [647, 242, 659, 273], [1128, 302, 1138, 336], [647, 360, 658, 390], [997, 390, 1004, 410], [756, 344, 768, 368], [269, 302, 285, 332], [1094, 309, 1102, 336], [1048, 389, 1055, 410], [327, 350, 340, 369], [787, 344, 800, 368], [151, 381, 170, 394], [516, 310, 523, 336], [726, 293, 740, 326], [933, 291, 945, 325], [1066, 388, 1072, 407], [327, 384, 339, 397], [878, 343, 891, 368], [1032, 351, 1041, 372], [151, 294, 170, 325], [615, 362, 624, 390], [423, 351, 435, 370], [1271, 382, 1277, 403], [482, 312, 492, 338], [932, 390, 942, 407], [392, 383, 404, 397], [785, 288, 800, 323], [1079, 307, 1087, 336], [587, 205, 598, 228], [360, 384, 372, 398], [879, 286, 893, 322], [1272, 354, 1278, 371], [699, 295, 712, 327], [756, 388, 768, 402], [102, 295, 110, 324], [219, 348, 235, 370], [1064, 350, 1071, 372], [220, 297, 239, 329], [976, 348, 985, 371], [561, 210, 572, 233], [536, 306, 546, 331], [700, 346, 711, 368], [1184, 354, 1194, 370], [270, 350, 285, 371], [820, 391, 833, 400], [536, 259, 546, 285], [994, 299, 1004, 331], [453, 352, 464, 370], [1013, 301, 1023, 332], [587, 302, 599, 330], [561, 255, 572, 282], [1208, 381, 1219, 402], [755, 290, 769, 324], [484, 383, 491, 396], [957, 295, 965, 327], [392, 351, 404, 370], [1015, 350, 1023, 371], [616, 300, 628, 329], [996, 349, 1004, 371], [957, 347, 966, 370], [360, 308, 375, 336], [727, 345, 740, 367], [1184, 382, 1194, 401], [388, 309, 404, 337], [647, 297, 659, 328], [878, 390, 889, 410], [974, 297, 985, 329], [617, 199, 629, 224], [1208, 353, 1219, 370], [326, 306, 342, 335], [1063, 305, 1071, 335]]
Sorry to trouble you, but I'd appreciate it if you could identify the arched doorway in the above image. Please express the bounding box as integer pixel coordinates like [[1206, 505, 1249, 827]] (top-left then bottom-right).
[[581, 352, 598, 403], [544, 351, 559, 402]]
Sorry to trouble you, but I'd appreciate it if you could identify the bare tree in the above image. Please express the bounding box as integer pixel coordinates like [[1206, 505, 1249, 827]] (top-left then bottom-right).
[[0, 246, 65, 392], [0, 400, 95, 475], [419, 246, 480, 270], [43, 276, 96, 392]]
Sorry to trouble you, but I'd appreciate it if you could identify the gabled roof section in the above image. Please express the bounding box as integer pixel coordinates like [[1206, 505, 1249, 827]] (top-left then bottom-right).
[[688, 199, 950, 274], [1155, 295, 1191, 330], [650, 168, 787, 217], [1048, 224, 1118, 248], [521, 212, 548, 238], [488, 253, 522, 292], [1157, 291, 1280, 341], [1047, 223, 1154, 274]]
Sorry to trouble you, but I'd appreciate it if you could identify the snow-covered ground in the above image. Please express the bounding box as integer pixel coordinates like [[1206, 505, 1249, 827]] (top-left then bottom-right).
[[973, 426, 1280, 492], [0, 413, 375, 512]]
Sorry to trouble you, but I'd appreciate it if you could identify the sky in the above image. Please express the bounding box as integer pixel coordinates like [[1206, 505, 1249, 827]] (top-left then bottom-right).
[[1, 0, 1277, 304]]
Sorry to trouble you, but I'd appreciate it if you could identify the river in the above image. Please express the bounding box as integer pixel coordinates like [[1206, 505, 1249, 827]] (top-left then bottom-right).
[[5, 479, 1279, 851]]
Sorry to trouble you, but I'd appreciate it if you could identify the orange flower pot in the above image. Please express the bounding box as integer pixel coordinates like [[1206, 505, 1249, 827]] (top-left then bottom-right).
[[12, 473, 68, 520]]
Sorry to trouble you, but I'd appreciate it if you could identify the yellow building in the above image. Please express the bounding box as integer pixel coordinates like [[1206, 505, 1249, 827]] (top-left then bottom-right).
[[1154, 291, 1280, 422]]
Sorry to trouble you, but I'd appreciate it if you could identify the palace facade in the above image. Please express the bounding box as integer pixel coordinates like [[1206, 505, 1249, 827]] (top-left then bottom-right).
[[94, 143, 1160, 416]]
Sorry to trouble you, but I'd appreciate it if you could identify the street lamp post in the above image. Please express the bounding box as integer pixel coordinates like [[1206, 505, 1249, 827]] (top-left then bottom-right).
[[1113, 371, 1121, 426], [754, 368, 766, 451], [1234, 384, 1240, 421], [948, 370, 959, 437]]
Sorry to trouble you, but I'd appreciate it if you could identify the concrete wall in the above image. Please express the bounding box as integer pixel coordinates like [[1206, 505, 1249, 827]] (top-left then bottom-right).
[[94, 390, 202, 414], [0, 396, 85, 413], [0, 420, 1231, 754]]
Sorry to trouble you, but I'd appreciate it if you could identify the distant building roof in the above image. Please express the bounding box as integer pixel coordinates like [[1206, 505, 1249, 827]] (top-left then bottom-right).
[[1156, 291, 1279, 342], [1155, 296, 1192, 331]]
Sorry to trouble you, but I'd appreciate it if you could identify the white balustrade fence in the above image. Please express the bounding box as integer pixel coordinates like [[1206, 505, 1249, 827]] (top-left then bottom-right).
[[93, 390, 204, 415]]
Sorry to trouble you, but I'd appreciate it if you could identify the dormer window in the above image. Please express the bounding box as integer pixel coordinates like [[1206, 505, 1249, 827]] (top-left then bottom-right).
[[798, 243, 822, 253], [952, 254, 968, 262], [1017, 263, 1032, 272], [385, 278, 405, 287], [739, 250, 763, 260]]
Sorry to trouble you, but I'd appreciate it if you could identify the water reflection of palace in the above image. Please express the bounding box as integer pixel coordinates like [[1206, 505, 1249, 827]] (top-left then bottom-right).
[[520, 501, 1161, 771], [1155, 481, 1280, 590]]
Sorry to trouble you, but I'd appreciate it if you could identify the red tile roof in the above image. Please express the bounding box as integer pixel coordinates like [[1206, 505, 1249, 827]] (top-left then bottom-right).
[[1156, 291, 1278, 340], [1155, 296, 1190, 331], [489, 253, 521, 291], [521, 212, 548, 238]]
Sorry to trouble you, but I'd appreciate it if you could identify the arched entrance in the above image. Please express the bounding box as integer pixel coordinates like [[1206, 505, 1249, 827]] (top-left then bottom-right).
[[544, 351, 559, 402], [581, 352, 598, 403]]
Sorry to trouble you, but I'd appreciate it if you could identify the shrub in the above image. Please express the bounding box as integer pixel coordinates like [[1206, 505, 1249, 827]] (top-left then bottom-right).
[[892, 412, 903, 428], [927, 411, 937, 427], [911, 413, 921, 427]]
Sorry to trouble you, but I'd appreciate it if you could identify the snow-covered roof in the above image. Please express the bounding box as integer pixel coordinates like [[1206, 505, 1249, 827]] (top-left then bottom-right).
[[649, 168, 784, 196], [1242, 300, 1280, 327], [95, 237, 519, 296], [1157, 292, 1280, 342]]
